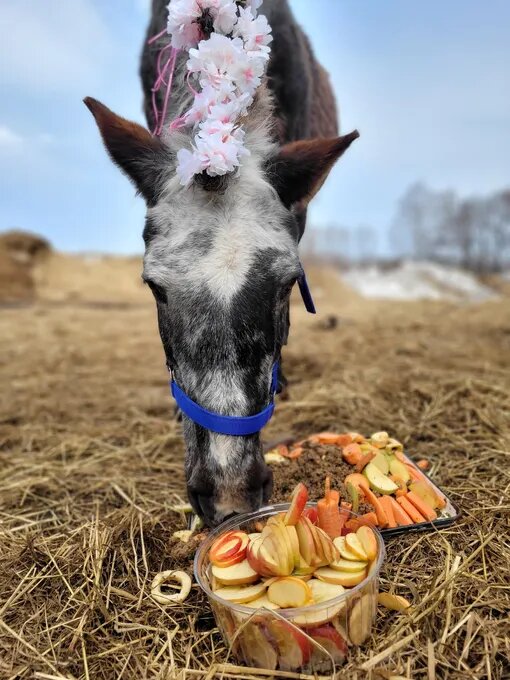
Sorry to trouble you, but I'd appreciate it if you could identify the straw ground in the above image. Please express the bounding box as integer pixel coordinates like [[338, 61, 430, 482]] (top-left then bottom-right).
[[0, 258, 509, 679]]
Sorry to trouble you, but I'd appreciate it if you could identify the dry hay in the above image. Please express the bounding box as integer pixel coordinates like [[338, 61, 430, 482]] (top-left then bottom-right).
[[0, 261, 509, 679], [0, 231, 50, 303]]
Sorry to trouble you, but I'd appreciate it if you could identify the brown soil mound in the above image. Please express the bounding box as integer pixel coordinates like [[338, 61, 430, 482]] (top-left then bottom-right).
[[0, 261, 508, 679]]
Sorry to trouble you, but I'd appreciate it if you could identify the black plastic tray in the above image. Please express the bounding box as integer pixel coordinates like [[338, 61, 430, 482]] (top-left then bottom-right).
[[380, 454, 459, 537]]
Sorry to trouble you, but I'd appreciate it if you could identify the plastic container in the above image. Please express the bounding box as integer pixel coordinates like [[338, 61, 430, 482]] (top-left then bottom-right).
[[194, 503, 386, 674]]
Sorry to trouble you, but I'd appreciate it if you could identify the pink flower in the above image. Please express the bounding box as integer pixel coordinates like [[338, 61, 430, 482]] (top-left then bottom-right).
[[166, 0, 202, 49], [234, 7, 272, 53]]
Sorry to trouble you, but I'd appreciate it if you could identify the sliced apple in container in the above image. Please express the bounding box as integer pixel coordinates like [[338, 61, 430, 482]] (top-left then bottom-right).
[[296, 517, 315, 566], [315, 567, 367, 588], [345, 533, 368, 561], [349, 593, 375, 645], [241, 624, 278, 671], [330, 557, 368, 573], [214, 580, 270, 604], [245, 594, 281, 610], [285, 525, 301, 570], [291, 580, 345, 627], [315, 526, 341, 564], [267, 620, 312, 671], [248, 532, 261, 542], [267, 576, 312, 608], [334, 536, 365, 562], [283, 482, 308, 526], [356, 526, 378, 561], [212, 559, 259, 586], [308, 625, 348, 665]]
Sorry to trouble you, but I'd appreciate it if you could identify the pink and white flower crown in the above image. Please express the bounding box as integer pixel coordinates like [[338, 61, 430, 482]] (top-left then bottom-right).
[[155, 0, 272, 186]]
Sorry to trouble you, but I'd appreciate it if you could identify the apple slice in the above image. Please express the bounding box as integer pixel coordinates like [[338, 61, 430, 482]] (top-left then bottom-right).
[[409, 480, 440, 510], [349, 593, 375, 645], [356, 526, 378, 561], [308, 578, 345, 604], [241, 624, 278, 671], [245, 594, 281, 610], [389, 457, 411, 483], [285, 525, 301, 570], [212, 559, 259, 586], [329, 558, 368, 573], [345, 533, 368, 561], [315, 526, 340, 565], [267, 620, 312, 670], [284, 483, 308, 526], [377, 592, 411, 611], [372, 451, 389, 474], [267, 577, 312, 608], [308, 625, 348, 666], [296, 517, 315, 566], [333, 536, 364, 562], [315, 567, 367, 588], [248, 532, 261, 542], [269, 521, 295, 574], [363, 462, 398, 495], [209, 532, 241, 564], [303, 517, 328, 568], [214, 581, 270, 604]]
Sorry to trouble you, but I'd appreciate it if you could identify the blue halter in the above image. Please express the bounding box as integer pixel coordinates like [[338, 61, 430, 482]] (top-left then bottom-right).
[[170, 269, 315, 436]]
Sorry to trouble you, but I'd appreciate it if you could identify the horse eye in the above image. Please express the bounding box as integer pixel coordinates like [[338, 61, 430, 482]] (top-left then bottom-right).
[[144, 278, 167, 304]]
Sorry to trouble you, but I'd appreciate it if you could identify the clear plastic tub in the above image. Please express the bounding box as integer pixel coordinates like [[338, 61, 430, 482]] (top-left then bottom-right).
[[194, 503, 386, 674]]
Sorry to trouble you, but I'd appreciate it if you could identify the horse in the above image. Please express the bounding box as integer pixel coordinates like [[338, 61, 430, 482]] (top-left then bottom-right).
[[84, 0, 358, 526]]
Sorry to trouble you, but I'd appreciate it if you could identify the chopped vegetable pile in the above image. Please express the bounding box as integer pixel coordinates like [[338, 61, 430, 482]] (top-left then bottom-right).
[[267, 431, 448, 530]]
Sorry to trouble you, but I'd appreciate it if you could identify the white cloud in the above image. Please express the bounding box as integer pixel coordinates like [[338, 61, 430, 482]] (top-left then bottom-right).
[[0, 0, 112, 92], [0, 125, 23, 148]]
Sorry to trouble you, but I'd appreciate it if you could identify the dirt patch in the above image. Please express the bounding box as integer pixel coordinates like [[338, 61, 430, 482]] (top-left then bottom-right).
[[0, 230, 50, 303]]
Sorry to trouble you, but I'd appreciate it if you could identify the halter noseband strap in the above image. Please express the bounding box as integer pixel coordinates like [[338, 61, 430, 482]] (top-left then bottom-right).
[[169, 268, 315, 436]]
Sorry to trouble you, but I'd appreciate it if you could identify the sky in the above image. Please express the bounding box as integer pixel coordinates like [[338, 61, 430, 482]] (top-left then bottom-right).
[[0, 0, 509, 255]]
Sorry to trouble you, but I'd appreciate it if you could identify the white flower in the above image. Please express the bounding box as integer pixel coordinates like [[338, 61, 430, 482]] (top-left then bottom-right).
[[166, 0, 202, 49], [245, 0, 263, 14], [200, 0, 238, 35], [234, 7, 272, 52], [176, 147, 207, 185]]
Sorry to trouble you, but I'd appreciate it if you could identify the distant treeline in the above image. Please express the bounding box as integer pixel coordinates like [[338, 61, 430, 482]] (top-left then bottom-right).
[[391, 183, 510, 273]]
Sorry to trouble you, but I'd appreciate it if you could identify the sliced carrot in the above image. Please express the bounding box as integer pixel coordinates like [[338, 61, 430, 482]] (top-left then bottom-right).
[[405, 463, 422, 482], [342, 443, 363, 465], [406, 491, 437, 521], [416, 459, 430, 470], [284, 446, 304, 460], [336, 433, 354, 447], [396, 496, 427, 524], [345, 512, 379, 531], [388, 496, 413, 526], [363, 489, 389, 528], [317, 477, 345, 538], [355, 451, 376, 473], [378, 496, 397, 528], [316, 432, 344, 445], [276, 444, 290, 457]]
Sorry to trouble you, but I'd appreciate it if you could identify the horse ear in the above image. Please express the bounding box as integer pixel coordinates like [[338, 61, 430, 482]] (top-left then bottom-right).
[[84, 97, 167, 205], [268, 131, 359, 209]]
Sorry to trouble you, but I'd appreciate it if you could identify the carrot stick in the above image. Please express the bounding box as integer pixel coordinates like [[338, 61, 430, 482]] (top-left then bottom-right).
[[336, 433, 354, 447], [317, 477, 345, 538], [355, 451, 376, 473], [406, 491, 437, 521], [405, 463, 422, 482], [316, 432, 344, 445], [283, 446, 304, 459], [345, 512, 378, 531], [416, 459, 430, 470], [378, 496, 397, 528], [406, 465, 447, 509], [363, 488, 389, 528], [342, 443, 363, 465], [388, 496, 413, 526], [397, 496, 427, 524]]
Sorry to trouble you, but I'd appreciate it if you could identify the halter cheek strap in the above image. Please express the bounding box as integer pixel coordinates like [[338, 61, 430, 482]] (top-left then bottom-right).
[[169, 267, 315, 436]]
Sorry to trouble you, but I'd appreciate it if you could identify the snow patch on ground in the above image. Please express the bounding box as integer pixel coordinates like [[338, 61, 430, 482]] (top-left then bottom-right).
[[342, 261, 498, 302]]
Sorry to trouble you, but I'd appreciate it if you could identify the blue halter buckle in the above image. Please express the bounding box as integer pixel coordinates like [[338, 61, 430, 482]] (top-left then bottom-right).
[[169, 267, 315, 436]]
